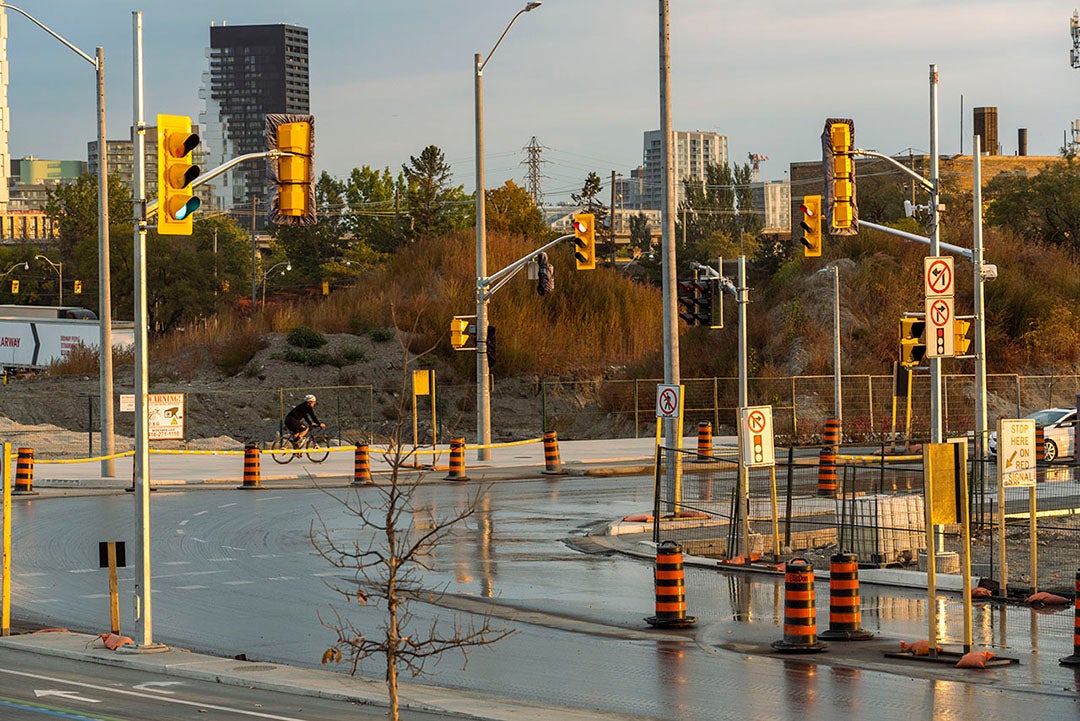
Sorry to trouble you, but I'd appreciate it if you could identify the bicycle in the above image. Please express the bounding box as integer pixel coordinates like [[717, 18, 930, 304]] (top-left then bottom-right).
[[269, 428, 331, 464]]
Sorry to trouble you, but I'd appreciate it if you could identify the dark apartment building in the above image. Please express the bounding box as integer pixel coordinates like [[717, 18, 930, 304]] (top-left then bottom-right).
[[200, 23, 309, 214]]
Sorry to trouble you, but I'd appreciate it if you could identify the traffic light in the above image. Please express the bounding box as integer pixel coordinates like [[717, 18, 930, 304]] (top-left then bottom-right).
[[10, 280, 17, 295], [73, 280, 82, 295], [677, 280, 698, 325], [823, 118, 858, 235], [954, 319, 972, 355], [450, 317, 472, 349], [800, 195, 822, 257], [267, 113, 316, 225], [157, 114, 201, 235], [899, 317, 926, 367], [571, 213, 596, 270], [704, 277, 722, 328]]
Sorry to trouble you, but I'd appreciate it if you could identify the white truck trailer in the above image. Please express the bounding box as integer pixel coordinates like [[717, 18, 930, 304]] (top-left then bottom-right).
[[0, 306, 134, 369]]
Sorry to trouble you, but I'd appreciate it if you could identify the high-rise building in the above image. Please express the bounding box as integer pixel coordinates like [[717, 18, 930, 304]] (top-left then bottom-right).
[[199, 23, 310, 215], [641, 130, 727, 210]]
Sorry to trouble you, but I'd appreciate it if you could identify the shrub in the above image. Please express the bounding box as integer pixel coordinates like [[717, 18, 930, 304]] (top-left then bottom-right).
[[341, 346, 366, 363], [368, 328, 395, 342], [211, 329, 268, 376], [48, 343, 98, 376], [287, 325, 327, 349], [282, 347, 334, 367]]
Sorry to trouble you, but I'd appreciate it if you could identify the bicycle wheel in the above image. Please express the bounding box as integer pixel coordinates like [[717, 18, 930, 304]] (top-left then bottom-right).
[[305, 435, 330, 463], [270, 435, 296, 464]]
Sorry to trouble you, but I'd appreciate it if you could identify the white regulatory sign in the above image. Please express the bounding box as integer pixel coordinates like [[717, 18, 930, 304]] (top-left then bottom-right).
[[998, 418, 1036, 487], [739, 405, 775, 467], [924, 295, 955, 358], [655, 384, 682, 419], [924, 256, 954, 298]]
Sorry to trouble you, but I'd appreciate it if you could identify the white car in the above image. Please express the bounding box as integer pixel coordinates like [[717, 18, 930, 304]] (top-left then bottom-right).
[[988, 408, 1077, 462]]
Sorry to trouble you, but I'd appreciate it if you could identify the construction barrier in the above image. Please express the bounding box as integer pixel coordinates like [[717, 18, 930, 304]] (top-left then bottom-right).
[[817, 418, 840, 497], [818, 553, 873, 641], [541, 430, 567, 475], [772, 558, 827, 653], [695, 421, 712, 461], [351, 443, 373, 486], [645, 540, 697, 628], [1036, 427, 1045, 463], [444, 437, 469, 481], [1059, 569, 1080, 666], [817, 447, 837, 497], [237, 443, 261, 490], [13, 447, 35, 496]]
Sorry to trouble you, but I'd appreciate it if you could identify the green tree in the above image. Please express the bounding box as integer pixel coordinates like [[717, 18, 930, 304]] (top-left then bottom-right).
[[485, 180, 548, 238], [44, 173, 133, 314], [401, 146, 469, 239], [571, 172, 609, 227], [677, 161, 761, 264], [144, 214, 249, 330], [628, 212, 653, 254], [344, 165, 402, 254], [984, 159, 1080, 253], [270, 171, 351, 283]]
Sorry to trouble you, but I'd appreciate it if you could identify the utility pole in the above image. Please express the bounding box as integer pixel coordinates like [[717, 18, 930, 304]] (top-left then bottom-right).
[[249, 198, 258, 308], [659, 0, 679, 457], [609, 170, 617, 264]]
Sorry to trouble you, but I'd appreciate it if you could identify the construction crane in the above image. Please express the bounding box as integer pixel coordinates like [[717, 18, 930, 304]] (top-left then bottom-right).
[[748, 153, 769, 182]]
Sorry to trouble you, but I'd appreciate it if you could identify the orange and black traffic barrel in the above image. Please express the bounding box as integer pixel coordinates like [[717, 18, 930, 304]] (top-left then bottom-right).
[[818, 553, 873, 641], [444, 437, 469, 481], [1059, 569, 1080, 666], [1036, 427, 1045, 463], [772, 557, 827, 653], [237, 442, 261, 490], [645, 540, 697, 628], [695, 421, 713, 461], [818, 418, 839, 497], [351, 443, 373, 486], [541, 431, 567, 475], [13, 447, 36, 496]]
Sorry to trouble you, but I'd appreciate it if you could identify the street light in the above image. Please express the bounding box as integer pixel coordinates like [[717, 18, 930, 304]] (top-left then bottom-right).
[[475, 0, 541, 461], [261, 261, 291, 306], [0, 262, 28, 278], [35, 254, 63, 306], [2, 3, 116, 477]]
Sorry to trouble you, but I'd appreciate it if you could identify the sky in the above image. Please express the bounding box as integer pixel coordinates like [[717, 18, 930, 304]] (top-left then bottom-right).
[[3, 0, 1077, 204]]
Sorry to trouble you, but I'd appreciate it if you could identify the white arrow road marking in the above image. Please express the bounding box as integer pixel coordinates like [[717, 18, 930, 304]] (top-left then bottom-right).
[[3, 667, 314, 720], [131, 680, 183, 693], [34, 689, 101, 703]]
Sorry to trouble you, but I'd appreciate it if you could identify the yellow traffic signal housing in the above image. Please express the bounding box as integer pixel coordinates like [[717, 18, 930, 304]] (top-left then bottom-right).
[[157, 114, 201, 235], [823, 118, 858, 235], [450, 317, 473, 349], [800, 195, 822, 257], [267, 114, 316, 225], [899, 317, 926, 367], [954, 319, 972, 355], [73, 280, 82, 295], [10, 280, 18, 295], [571, 213, 596, 270]]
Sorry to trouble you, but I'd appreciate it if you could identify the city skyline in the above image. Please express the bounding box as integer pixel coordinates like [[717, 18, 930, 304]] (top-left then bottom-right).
[[2, 0, 1075, 204]]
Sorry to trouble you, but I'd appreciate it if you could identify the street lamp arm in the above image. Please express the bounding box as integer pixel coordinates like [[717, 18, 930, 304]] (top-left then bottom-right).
[[0, 262, 27, 277], [478, 2, 541, 74], [0, 3, 96, 67], [480, 232, 570, 300], [853, 148, 934, 193], [144, 150, 288, 219]]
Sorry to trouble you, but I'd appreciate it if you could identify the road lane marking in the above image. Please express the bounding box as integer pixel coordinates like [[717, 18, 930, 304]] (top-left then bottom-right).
[[223, 580, 254, 585], [131, 681, 182, 693], [35, 689, 101, 703], [175, 585, 208, 590], [0, 695, 111, 720], [0, 666, 320, 720]]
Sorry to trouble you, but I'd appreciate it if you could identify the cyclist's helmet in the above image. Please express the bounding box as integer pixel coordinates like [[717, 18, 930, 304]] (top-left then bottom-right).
[[304, 394, 316, 403]]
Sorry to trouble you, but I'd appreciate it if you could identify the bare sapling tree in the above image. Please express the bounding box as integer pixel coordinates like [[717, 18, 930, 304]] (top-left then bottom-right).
[[311, 317, 514, 721]]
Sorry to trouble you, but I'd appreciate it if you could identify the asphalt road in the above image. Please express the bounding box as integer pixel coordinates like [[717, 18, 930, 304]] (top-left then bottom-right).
[[6, 473, 1080, 719]]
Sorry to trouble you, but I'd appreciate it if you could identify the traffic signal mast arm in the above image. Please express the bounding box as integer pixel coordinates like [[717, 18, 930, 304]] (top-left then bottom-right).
[[478, 232, 574, 301], [144, 150, 291, 220]]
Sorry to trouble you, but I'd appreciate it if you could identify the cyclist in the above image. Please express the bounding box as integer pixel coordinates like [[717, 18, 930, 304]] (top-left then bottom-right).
[[284, 394, 324, 442]]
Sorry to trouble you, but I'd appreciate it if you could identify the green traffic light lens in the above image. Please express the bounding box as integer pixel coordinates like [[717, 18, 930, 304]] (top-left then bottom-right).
[[175, 197, 201, 221]]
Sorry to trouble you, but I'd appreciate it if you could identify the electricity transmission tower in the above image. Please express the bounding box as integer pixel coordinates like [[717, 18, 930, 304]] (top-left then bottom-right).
[[522, 136, 546, 208]]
